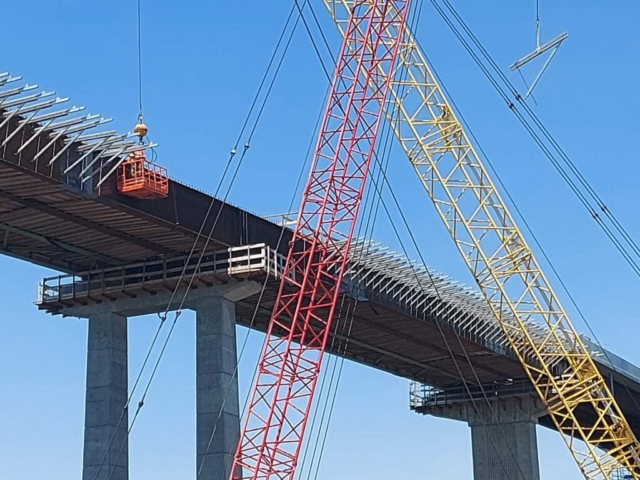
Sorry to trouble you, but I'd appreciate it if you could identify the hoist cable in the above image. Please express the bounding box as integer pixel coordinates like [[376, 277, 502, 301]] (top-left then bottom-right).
[[96, 5, 305, 479], [294, 0, 332, 81], [426, 0, 640, 282], [305, 0, 429, 472], [198, 81, 324, 479], [289, 2, 528, 478], [288, 3, 525, 478], [428, 0, 640, 420], [235, 3, 300, 148], [435, 0, 640, 276], [535, 0, 541, 48], [426, 44, 640, 420], [366, 149, 531, 480], [136, 0, 143, 115], [294, 3, 417, 475], [303, 79, 399, 480]]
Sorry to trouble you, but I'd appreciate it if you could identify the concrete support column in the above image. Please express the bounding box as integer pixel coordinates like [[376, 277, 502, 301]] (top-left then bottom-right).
[[426, 396, 544, 480], [469, 403, 540, 480], [83, 313, 128, 480], [196, 296, 240, 480]]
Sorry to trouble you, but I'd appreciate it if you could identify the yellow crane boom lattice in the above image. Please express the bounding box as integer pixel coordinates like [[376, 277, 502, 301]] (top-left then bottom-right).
[[324, 1, 640, 478]]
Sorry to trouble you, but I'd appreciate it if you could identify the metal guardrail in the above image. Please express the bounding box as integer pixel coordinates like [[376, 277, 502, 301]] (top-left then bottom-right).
[[409, 379, 535, 409], [38, 243, 290, 305]]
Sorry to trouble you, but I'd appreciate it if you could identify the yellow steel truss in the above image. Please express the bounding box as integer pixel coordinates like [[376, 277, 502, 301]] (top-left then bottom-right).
[[324, 1, 640, 478]]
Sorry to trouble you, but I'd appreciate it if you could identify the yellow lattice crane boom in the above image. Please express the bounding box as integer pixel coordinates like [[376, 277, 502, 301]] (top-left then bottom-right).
[[324, 1, 640, 478]]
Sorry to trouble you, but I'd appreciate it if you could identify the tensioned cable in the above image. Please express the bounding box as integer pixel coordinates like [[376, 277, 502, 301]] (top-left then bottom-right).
[[366, 149, 531, 480], [289, 4, 525, 479], [421, 22, 640, 422], [198, 2, 347, 473], [197, 23, 329, 478], [307, 98, 400, 480], [433, 0, 640, 278], [290, 3, 529, 479], [304, 3, 429, 476], [428, 0, 640, 280], [288, 2, 355, 472], [109, 12, 308, 478], [423, 3, 640, 469], [291, 2, 420, 475], [95, 5, 308, 479], [301, 65, 401, 480], [428, 0, 640, 418], [431, 1, 640, 282], [136, 0, 143, 115], [535, 0, 541, 48]]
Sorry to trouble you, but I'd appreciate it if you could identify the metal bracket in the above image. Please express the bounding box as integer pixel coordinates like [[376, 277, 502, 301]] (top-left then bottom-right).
[[510, 31, 568, 100]]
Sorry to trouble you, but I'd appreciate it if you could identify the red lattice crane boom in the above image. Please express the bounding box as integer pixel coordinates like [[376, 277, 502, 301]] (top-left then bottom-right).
[[230, 1, 411, 478]]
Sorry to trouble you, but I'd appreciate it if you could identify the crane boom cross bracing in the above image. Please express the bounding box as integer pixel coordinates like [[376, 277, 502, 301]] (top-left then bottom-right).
[[230, 1, 410, 479], [324, 1, 640, 478]]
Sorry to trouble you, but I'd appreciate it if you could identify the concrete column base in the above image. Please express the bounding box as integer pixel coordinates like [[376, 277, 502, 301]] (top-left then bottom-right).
[[196, 296, 241, 480], [428, 396, 544, 480], [83, 313, 128, 480]]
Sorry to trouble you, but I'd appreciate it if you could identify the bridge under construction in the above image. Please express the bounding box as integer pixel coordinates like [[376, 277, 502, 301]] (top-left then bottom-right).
[[2, 66, 640, 480], [3, 1, 640, 480]]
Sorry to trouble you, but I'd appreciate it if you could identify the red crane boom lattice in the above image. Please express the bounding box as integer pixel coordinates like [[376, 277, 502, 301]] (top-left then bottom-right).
[[231, 1, 410, 478]]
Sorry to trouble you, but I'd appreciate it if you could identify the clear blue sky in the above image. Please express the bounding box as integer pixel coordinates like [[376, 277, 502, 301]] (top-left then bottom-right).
[[1, 1, 639, 479]]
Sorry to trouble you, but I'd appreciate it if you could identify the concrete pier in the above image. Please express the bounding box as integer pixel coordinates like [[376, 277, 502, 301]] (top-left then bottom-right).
[[58, 284, 259, 480], [467, 398, 542, 480], [196, 296, 241, 480], [420, 393, 544, 480], [82, 313, 129, 480]]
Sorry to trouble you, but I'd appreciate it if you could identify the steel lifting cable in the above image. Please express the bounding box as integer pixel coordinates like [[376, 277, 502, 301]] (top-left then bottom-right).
[[302, 3, 426, 475], [292, 4, 525, 479], [434, 0, 640, 277], [428, 0, 640, 419], [109, 14, 307, 480], [94, 4, 308, 480], [429, 1, 640, 282], [291, 4, 409, 474], [197, 23, 325, 478], [307, 102, 399, 480], [136, 0, 143, 116], [300, 77, 399, 480], [368, 150, 532, 480], [421, 23, 640, 422], [292, 2, 529, 479]]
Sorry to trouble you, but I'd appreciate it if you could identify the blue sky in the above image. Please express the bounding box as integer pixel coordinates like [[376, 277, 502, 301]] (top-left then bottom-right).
[[1, 1, 639, 479]]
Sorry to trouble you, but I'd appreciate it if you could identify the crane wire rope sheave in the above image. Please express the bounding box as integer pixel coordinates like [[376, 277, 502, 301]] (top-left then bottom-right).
[[230, 2, 411, 479], [324, 0, 640, 478]]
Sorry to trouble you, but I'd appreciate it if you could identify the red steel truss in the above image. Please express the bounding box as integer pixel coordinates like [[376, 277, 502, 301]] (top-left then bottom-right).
[[231, 2, 410, 478]]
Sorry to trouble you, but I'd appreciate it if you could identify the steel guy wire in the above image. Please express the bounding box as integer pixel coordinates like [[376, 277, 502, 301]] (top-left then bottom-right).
[[308, 0, 428, 473], [136, 0, 143, 115], [197, 77, 327, 480], [430, 49, 640, 420], [289, 2, 527, 478], [99, 5, 308, 479], [295, 3, 419, 474], [435, 0, 640, 276], [364, 150, 531, 480], [429, 0, 640, 417]]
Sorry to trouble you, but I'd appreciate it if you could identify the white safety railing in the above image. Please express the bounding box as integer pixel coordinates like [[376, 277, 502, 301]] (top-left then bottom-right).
[[38, 243, 291, 305]]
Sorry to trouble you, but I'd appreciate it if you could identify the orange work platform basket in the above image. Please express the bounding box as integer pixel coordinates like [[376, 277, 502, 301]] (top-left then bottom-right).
[[117, 150, 169, 199]]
